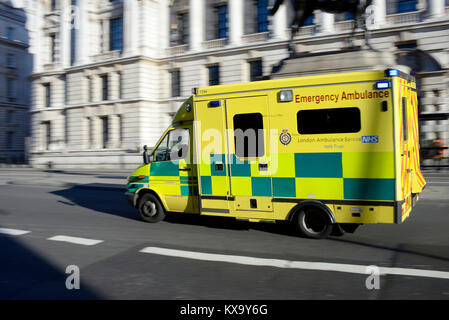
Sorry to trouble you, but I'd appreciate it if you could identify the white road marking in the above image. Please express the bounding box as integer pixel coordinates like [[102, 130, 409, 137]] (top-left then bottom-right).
[[140, 246, 449, 280], [48, 235, 103, 246], [0, 228, 30, 236]]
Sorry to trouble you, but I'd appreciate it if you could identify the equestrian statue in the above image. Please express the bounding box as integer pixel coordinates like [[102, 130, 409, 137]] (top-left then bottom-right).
[[271, 0, 373, 56]]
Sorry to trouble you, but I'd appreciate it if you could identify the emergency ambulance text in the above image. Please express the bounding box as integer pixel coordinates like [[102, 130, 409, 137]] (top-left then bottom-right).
[[295, 89, 389, 105]]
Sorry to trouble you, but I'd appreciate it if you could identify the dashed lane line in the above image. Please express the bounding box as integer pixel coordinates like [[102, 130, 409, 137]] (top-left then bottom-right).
[[0, 228, 31, 236], [47, 235, 104, 246], [140, 246, 449, 280]]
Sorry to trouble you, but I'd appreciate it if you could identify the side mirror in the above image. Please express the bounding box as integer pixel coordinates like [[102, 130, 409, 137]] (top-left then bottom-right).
[[143, 145, 151, 164]]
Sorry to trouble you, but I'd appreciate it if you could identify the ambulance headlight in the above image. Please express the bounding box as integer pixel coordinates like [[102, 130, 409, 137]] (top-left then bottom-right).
[[278, 90, 293, 102]]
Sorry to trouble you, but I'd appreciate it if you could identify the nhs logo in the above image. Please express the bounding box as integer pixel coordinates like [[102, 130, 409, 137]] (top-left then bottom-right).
[[362, 136, 379, 143]]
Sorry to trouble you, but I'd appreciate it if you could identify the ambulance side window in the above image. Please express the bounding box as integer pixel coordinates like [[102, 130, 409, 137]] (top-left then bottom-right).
[[297, 107, 361, 134], [152, 128, 190, 162], [233, 113, 265, 158], [167, 128, 190, 160], [153, 134, 169, 162], [402, 97, 408, 141]]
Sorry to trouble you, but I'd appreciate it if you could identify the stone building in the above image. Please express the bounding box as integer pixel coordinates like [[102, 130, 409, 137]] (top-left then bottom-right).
[[27, 0, 449, 169], [0, 0, 33, 164]]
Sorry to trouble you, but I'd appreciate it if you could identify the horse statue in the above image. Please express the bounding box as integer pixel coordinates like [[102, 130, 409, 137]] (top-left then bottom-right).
[[271, 0, 373, 56]]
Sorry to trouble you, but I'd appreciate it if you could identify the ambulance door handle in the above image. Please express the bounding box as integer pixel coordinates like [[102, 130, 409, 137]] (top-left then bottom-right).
[[179, 167, 191, 172], [259, 163, 268, 171]]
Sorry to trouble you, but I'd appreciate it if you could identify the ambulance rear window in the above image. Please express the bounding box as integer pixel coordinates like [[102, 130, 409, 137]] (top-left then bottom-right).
[[297, 107, 361, 134]]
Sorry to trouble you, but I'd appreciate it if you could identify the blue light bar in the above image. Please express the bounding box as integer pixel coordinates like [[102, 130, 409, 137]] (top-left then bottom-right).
[[375, 81, 391, 90], [386, 69, 399, 77], [209, 101, 221, 107]]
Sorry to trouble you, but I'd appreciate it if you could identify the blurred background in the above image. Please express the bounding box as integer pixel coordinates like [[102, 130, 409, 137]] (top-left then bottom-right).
[[0, 0, 448, 170]]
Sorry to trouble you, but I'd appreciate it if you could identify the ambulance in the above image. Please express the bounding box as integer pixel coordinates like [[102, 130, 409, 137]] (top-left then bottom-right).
[[126, 68, 426, 239]]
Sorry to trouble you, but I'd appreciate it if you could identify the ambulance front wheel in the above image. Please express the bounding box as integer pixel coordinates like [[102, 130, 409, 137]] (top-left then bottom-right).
[[138, 193, 165, 223], [295, 207, 333, 239]]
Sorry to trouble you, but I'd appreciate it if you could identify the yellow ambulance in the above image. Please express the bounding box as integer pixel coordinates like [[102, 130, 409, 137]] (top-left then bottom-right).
[[126, 68, 426, 239]]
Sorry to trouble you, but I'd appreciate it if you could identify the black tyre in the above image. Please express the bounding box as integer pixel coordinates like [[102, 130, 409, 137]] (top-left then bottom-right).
[[138, 193, 165, 223], [295, 207, 333, 239]]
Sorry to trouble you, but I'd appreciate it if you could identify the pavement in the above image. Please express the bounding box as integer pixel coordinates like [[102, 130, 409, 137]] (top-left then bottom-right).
[[0, 168, 128, 191]]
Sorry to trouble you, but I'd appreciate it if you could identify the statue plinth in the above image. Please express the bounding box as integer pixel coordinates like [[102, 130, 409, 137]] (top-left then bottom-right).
[[270, 48, 398, 79]]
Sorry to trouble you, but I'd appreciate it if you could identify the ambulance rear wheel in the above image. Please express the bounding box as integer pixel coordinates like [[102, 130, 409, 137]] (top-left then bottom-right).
[[138, 193, 165, 223], [295, 207, 332, 239]]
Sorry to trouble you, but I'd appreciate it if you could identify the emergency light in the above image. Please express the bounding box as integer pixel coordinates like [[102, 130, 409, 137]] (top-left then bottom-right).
[[278, 90, 293, 102], [375, 81, 391, 90], [386, 69, 399, 77], [209, 101, 221, 107]]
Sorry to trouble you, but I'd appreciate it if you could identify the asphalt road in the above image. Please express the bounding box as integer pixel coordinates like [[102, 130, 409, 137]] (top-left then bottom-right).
[[0, 180, 448, 300]]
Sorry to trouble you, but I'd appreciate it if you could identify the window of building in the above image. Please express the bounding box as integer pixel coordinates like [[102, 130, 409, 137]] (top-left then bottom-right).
[[70, 3, 77, 65], [101, 74, 108, 101], [118, 72, 123, 99], [6, 54, 16, 68], [118, 115, 123, 144], [216, 5, 228, 39], [387, 0, 418, 14], [233, 113, 265, 158], [7, 27, 14, 40], [303, 14, 315, 26], [109, 17, 123, 51], [6, 78, 16, 101], [396, 40, 417, 50], [402, 97, 408, 141], [43, 121, 51, 150], [335, 11, 355, 22], [50, 33, 56, 62], [7, 132, 14, 150], [250, 59, 263, 81], [171, 70, 181, 97], [101, 116, 109, 149], [208, 65, 219, 86], [87, 76, 92, 102], [87, 117, 93, 147], [43, 83, 51, 107], [256, 0, 269, 33], [7, 110, 15, 124], [177, 12, 189, 45], [64, 110, 69, 144], [51, 0, 57, 11], [297, 107, 361, 134]]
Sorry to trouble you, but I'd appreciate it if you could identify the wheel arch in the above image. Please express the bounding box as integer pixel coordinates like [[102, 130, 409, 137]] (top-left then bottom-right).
[[136, 187, 167, 212], [287, 200, 336, 224]]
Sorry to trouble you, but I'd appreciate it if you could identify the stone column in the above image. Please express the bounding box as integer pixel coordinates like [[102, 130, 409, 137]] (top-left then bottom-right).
[[102, 18, 110, 53], [124, 0, 139, 56], [372, 0, 386, 27], [428, 0, 445, 18], [273, 2, 288, 39], [190, 0, 205, 51], [320, 12, 334, 33], [108, 114, 121, 148], [229, 0, 244, 46], [60, 0, 71, 67], [160, 0, 170, 54], [74, 0, 89, 64]]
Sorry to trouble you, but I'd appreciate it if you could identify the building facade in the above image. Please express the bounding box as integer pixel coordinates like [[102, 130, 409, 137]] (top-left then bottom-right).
[[28, 0, 449, 169], [0, 1, 33, 164]]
